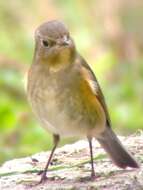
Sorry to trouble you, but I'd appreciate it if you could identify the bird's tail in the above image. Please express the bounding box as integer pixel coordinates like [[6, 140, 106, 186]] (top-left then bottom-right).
[[97, 127, 139, 168]]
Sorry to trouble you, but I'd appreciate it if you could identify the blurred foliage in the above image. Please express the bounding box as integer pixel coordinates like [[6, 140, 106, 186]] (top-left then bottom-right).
[[0, 0, 143, 164]]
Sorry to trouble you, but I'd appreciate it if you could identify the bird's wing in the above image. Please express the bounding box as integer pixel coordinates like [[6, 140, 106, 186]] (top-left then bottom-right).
[[77, 55, 111, 127]]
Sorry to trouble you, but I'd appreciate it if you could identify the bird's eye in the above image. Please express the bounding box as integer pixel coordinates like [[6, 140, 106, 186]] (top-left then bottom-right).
[[42, 40, 49, 47]]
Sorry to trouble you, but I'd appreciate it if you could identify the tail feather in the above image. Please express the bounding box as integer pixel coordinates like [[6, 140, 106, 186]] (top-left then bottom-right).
[[97, 128, 139, 168]]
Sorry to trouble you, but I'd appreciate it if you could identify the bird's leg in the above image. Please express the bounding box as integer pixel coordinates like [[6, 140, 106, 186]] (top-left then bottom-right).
[[39, 134, 60, 183], [87, 136, 96, 179]]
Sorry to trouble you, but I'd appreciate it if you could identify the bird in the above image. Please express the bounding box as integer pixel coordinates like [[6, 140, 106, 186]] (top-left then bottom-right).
[[27, 20, 139, 183]]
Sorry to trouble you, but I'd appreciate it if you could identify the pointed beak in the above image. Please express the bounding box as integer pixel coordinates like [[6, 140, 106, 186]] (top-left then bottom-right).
[[58, 36, 71, 46], [61, 39, 70, 46]]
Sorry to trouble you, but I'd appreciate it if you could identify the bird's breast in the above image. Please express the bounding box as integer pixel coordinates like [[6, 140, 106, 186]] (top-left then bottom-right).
[[27, 65, 106, 137]]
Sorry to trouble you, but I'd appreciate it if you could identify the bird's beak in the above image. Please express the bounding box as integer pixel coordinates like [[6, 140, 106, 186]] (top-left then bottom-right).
[[58, 36, 71, 46]]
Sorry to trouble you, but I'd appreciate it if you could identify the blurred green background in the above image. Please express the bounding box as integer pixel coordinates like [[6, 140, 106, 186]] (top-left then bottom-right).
[[0, 0, 143, 164]]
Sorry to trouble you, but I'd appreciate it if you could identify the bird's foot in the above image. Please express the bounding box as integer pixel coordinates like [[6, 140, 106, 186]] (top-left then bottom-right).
[[38, 172, 48, 184], [90, 172, 97, 180]]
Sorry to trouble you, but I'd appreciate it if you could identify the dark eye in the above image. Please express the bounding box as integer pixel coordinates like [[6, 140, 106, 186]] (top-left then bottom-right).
[[42, 40, 49, 47]]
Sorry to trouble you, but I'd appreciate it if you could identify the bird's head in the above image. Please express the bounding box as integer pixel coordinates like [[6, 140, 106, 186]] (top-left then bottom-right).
[[34, 20, 76, 70]]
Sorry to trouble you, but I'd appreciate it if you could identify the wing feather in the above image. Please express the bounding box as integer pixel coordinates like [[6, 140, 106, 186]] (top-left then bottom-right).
[[77, 54, 111, 127]]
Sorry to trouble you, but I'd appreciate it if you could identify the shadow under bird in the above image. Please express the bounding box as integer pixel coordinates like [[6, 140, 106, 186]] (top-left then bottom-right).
[[27, 20, 139, 183]]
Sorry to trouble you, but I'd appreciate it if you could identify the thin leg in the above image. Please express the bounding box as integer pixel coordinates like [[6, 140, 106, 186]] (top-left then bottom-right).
[[87, 136, 96, 179], [39, 134, 60, 183]]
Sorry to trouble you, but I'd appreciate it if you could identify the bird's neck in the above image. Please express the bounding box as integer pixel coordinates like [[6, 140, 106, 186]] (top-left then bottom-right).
[[34, 50, 76, 74]]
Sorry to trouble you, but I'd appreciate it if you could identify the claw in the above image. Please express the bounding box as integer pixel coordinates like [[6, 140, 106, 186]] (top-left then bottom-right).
[[91, 172, 97, 180], [38, 172, 48, 184]]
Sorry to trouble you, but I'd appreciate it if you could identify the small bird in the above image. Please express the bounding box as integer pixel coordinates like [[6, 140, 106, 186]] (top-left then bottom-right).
[[27, 20, 139, 183]]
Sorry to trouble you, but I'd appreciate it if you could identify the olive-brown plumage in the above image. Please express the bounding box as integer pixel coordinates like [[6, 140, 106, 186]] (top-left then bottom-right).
[[27, 20, 139, 183]]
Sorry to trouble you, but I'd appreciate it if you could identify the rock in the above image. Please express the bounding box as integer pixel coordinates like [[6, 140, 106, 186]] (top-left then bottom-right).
[[0, 132, 143, 190]]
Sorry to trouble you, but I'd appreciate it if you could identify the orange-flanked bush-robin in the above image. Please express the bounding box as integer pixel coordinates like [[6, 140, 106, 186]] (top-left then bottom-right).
[[27, 20, 139, 183]]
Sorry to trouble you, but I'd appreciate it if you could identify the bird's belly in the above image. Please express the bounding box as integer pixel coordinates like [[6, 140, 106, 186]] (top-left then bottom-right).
[[29, 88, 105, 138], [31, 97, 86, 137], [28, 70, 106, 138]]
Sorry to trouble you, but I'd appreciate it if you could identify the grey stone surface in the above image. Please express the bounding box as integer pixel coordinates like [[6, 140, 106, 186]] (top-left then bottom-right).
[[0, 133, 143, 190]]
